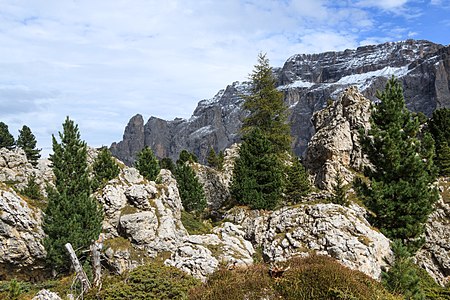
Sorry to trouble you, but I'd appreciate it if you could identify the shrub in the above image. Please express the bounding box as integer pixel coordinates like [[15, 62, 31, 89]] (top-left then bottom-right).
[[90, 262, 200, 300]]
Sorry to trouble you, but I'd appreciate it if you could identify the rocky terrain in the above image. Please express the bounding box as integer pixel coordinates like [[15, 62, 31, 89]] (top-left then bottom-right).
[[111, 39, 450, 165]]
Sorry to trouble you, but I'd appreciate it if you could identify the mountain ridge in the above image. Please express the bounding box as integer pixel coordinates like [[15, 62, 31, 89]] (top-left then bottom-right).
[[111, 39, 450, 165]]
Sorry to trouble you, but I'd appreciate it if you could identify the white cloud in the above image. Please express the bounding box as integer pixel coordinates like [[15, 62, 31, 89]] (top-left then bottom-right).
[[357, 0, 409, 10]]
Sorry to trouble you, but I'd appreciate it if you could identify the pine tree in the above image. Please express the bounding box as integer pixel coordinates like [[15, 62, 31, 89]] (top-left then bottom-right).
[[217, 150, 224, 171], [21, 175, 43, 200], [174, 162, 206, 213], [355, 77, 438, 251], [43, 117, 103, 271], [242, 53, 291, 154], [0, 122, 15, 150], [16, 125, 41, 166], [330, 173, 348, 206], [160, 157, 175, 173], [230, 54, 291, 210], [206, 147, 218, 169], [285, 157, 310, 203], [177, 150, 198, 165], [428, 108, 450, 176], [134, 146, 160, 181], [231, 128, 283, 210], [92, 146, 120, 190]]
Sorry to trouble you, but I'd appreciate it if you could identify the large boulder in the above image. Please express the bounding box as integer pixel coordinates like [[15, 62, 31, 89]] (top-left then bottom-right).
[[225, 203, 392, 280]]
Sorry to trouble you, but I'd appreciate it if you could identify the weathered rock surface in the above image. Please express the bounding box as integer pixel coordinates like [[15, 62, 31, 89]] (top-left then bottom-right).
[[32, 289, 61, 300], [225, 203, 392, 280], [304, 86, 372, 189], [416, 190, 450, 286], [111, 40, 450, 165], [0, 185, 46, 280], [0, 148, 53, 194]]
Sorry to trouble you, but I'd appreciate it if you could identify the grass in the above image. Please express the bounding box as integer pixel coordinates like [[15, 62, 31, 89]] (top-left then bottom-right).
[[181, 211, 213, 235]]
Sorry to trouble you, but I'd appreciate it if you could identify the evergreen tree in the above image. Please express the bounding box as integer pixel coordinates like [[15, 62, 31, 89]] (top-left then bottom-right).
[[0, 122, 15, 150], [160, 157, 175, 173], [21, 175, 43, 200], [16, 125, 41, 166], [177, 150, 198, 165], [231, 128, 283, 210], [230, 54, 291, 210], [174, 161, 206, 213], [382, 240, 425, 299], [428, 108, 450, 176], [134, 146, 160, 181], [92, 146, 120, 190], [355, 77, 438, 251], [330, 173, 348, 206], [217, 150, 224, 171], [206, 147, 219, 169], [285, 157, 310, 203], [43, 117, 103, 271], [242, 53, 291, 154]]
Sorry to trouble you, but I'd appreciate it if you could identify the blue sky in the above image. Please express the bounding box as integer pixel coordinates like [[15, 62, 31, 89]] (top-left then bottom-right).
[[0, 0, 449, 156]]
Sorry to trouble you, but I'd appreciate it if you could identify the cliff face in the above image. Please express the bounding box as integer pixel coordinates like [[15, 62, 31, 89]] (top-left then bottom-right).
[[113, 39, 450, 164]]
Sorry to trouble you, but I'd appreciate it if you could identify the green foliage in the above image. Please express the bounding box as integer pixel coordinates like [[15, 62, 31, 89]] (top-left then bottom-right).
[[0, 121, 15, 150], [7, 279, 23, 300], [175, 161, 206, 213], [160, 157, 175, 173], [285, 156, 311, 203], [92, 147, 120, 190], [89, 262, 200, 300], [16, 125, 41, 166], [134, 146, 160, 181], [429, 108, 450, 176], [330, 173, 348, 206], [20, 175, 43, 200], [43, 117, 103, 271], [242, 53, 291, 154], [206, 147, 218, 169], [356, 77, 438, 251], [382, 240, 425, 299], [181, 211, 212, 235], [177, 150, 198, 165], [231, 128, 283, 210]]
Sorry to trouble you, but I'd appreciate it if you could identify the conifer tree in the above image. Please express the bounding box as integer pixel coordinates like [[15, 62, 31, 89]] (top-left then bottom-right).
[[356, 77, 438, 251], [217, 150, 224, 171], [177, 150, 198, 165], [428, 108, 450, 176], [16, 125, 41, 166], [134, 146, 160, 181], [174, 160, 206, 213], [231, 128, 283, 210], [207, 147, 219, 169], [330, 173, 348, 206], [21, 175, 43, 200], [285, 157, 310, 203], [231, 53, 291, 210], [160, 157, 175, 173], [43, 117, 103, 271], [0, 122, 15, 150], [92, 146, 120, 190]]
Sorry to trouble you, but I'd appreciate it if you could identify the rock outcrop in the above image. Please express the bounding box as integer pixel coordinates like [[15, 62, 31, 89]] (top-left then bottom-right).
[[111, 40, 450, 165], [32, 289, 61, 300], [416, 182, 450, 286], [0, 185, 46, 280], [304, 86, 371, 189], [225, 203, 392, 280]]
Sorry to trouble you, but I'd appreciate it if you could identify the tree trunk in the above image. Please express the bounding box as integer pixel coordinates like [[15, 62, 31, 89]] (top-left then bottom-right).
[[65, 243, 91, 294]]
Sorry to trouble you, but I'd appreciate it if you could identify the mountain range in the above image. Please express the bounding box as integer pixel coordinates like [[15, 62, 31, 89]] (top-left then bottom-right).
[[110, 39, 450, 165]]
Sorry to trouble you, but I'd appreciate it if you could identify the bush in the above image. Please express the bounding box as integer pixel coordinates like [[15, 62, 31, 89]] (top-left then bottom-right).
[[90, 262, 200, 300]]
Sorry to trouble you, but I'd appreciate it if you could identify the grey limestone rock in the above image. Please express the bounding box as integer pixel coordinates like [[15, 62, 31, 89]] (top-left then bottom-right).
[[32, 289, 61, 300]]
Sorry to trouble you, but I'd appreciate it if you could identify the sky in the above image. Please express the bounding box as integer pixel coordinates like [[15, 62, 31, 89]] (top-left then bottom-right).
[[0, 0, 449, 157]]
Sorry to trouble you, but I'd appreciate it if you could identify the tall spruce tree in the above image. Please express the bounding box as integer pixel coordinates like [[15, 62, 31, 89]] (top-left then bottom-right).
[[285, 157, 311, 203], [17, 125, 41, 166], [92, 146, 120, 190], [355, 77, 438, 251], [207, 147, 219, 169], [428, 108, 450, 176], [230, 53, 291, 210], [174, 160, 206, 213], [134, 146, 160, 181], [0, 122, 15, 150], [43, 117, 103, 270]]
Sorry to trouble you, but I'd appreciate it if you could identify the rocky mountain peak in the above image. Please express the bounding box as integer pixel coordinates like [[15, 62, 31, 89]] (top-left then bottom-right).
[[111, 39, 450, 166]]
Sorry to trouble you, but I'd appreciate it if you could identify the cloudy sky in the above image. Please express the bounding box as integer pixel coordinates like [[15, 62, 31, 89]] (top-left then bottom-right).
[[0, 0, 449, 156]]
